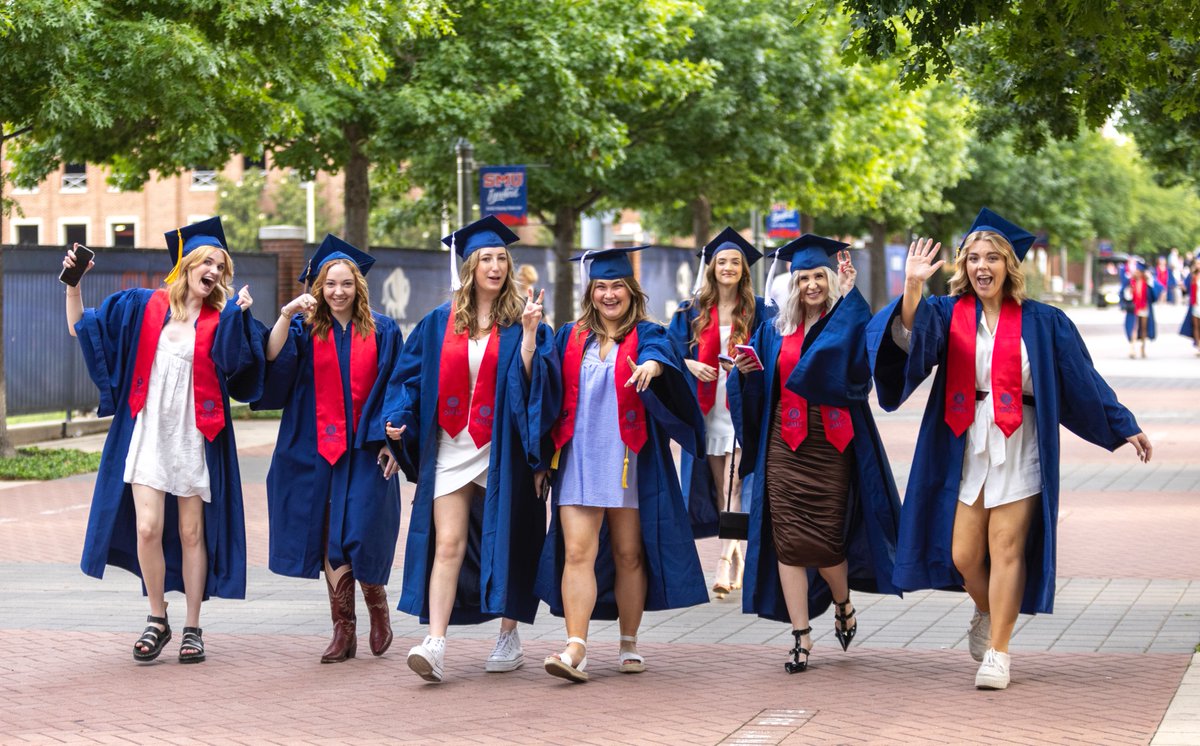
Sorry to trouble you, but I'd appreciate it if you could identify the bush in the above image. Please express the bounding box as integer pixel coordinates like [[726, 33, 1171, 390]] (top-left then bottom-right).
[[0, 447, 103, 480]]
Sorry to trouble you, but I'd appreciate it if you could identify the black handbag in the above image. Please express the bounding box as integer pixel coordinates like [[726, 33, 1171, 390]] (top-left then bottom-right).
[[717, 451, 749, 540]]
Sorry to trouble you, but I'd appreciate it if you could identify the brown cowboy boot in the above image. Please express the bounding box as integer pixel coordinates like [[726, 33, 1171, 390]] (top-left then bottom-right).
[[321, 572, 357, 663], [360, 583, 394, 656]]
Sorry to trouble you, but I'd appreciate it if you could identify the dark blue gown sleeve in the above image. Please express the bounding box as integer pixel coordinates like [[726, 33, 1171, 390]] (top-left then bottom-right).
[[213, 303, 269, 404], [250, 318, 303, 411], [637, 323, 705, 458], [356, 315, 403, 452], [727, 323, 768, 479], [1052, 310, 1142, 449], [381, 313, 426, 482], [865, 294, 953, 411], [666, 302, 695, 362], [508, 321, 562, 470], [786, 287, 872, 406], [74, 288, 150, 418]]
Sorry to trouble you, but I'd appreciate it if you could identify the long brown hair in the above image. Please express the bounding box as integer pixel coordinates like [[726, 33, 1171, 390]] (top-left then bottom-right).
[[451, 248, 525, 337], [305, 258, 376, 341], [575, 276, 651, 344], [948, 230, 1028, 304], [167, 245, 234, 320], [688, 257, 756, 354]]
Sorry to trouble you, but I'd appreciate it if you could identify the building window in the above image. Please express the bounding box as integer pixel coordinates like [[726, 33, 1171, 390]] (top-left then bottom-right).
[[16, 225, 39, 245], [191, 167, 218, 190], [62, 162, 87, 192], [64, 224, 87, 247], [243, 154, 266, 171], [111, 222, 136, 248]]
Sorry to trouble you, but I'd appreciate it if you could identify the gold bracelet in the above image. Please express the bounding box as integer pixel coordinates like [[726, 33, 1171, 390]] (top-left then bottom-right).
[[521, 345, 536, 353]]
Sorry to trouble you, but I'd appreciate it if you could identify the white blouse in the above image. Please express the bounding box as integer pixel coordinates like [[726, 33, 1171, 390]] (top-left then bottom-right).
[[892, 313, 1041, 509], [433, 336, 492, 498]]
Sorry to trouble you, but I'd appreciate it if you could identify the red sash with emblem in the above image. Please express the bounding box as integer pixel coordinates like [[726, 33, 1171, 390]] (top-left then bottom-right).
[[437, 303, 501, 448], [313, 322, 378, 464], [945, 295, 1023, 438], [777, 329, 853, 453]]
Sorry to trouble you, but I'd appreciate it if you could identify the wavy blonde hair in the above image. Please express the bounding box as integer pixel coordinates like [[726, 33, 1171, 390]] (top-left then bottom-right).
[[167, 245, 234, 320], [452, 248, 525, 336], [688, 255, 756, 354], [306, 258, 375, 341], [575, 276, 650, 344], [774, 266, 840, 336], [948, 230, 1028, 303]]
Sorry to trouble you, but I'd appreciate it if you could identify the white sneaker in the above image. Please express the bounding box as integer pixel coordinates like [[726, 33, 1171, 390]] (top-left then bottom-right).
[[407, 635, 445, 682], [975, 648, 1011, 690], [485, 629, 524, 672], [968, 608, 991, 662]]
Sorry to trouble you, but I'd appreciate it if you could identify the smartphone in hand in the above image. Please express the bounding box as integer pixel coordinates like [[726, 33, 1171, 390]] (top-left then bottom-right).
[[733, 344, 762, 369], [60, 244, 95, 287]]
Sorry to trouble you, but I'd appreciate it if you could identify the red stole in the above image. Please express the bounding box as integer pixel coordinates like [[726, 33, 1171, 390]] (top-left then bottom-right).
[[776, 327, 854, 453], [945, 295, 1023, 438], [551, 326, 648, 480], [1190, 279, 1197, 306], [695, 305, 721, 414], [128, 289, 224, 441], [437, 303, 501, 448], [312, 321, 379, 465], [1131, 279, 1148, 312]]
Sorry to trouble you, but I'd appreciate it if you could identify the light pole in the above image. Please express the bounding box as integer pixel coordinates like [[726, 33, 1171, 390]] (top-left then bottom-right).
[[455, 138, 474, 229]]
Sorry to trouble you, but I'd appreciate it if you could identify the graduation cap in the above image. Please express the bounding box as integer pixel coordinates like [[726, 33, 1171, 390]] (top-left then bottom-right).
[[441, 215, 521, 291], [763, 234, 849, 306], [298, 234, 375, 285], [692, 227, 763, 294], [569, 246, 648, 288], [163, 216, 227, 284], [959, 208, 1036, 262]]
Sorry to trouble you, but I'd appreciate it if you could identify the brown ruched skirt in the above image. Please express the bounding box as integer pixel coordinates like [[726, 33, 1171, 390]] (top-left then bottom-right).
[[764, 402, 853, 568]]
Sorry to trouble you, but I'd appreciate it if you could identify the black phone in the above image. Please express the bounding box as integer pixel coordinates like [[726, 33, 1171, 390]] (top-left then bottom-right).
[[537, 475, 551, 502], [59, 244, 94, 287]]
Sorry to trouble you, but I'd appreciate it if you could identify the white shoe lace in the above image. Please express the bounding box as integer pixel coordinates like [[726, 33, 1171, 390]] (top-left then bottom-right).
[[489, 631, 520, 661]]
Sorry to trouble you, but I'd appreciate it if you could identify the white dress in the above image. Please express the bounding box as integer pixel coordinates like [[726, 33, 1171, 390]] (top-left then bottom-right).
[[702, 324, 736, 456], [433, 336, 492, 498], [892, 312, 1040, 509], [123, 328, 211, 502]]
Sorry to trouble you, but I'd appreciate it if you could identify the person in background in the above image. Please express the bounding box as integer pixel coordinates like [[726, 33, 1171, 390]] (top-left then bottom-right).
[[1122, 260, 1158, 359]]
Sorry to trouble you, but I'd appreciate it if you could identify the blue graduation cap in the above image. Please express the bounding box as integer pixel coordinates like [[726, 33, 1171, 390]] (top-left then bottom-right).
[[569, 246, 648, 287], [441, 215, 520, 290], [692, 227, 763, 294], [959, 208, 1036, 262], [764, 234, 849, 306], [163, 216, 227, 284], [299, 234, 375, 285]]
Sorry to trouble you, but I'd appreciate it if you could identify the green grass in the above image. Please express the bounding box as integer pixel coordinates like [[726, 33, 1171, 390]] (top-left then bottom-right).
[[0, 447, 103, 480], [230, 404, 281, 420], [7, 411, 68, 424]]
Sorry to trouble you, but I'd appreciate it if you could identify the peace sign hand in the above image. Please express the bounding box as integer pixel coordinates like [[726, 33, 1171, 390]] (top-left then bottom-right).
[[521, 287, 545, 335], [905, 238, 944, 287], [837, 249, 856, 296]]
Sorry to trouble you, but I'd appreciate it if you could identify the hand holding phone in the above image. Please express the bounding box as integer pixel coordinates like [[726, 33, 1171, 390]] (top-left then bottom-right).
[[60, 244, 95, 287], [733, 344, 763, 373]]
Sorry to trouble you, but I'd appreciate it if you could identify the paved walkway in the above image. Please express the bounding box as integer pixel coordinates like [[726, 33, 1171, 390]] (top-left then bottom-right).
[[0, 304, 1197, 744]]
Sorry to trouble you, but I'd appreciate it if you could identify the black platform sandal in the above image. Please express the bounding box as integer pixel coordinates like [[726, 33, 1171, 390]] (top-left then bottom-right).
[[132, 611, 171, 662], [785, 627, 811, 674], [178, 627, 205, 664], [834, 598, 857, 652]]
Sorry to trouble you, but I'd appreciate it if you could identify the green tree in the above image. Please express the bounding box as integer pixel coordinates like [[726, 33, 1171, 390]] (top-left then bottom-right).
[[215, 171, 269, 252]]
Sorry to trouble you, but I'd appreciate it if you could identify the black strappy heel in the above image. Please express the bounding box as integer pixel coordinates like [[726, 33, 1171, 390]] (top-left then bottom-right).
[[178, 627, 206, 664], [834, 598, 857, 652], [785, 627, 811, 674], [133, 609, 171, 662]]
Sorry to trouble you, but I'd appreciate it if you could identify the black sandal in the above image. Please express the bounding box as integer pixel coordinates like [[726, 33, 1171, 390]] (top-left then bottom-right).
[[834, 598, 857, 652], [132, 612, 171, 662], [785, 627, 811, 674], [178, 627, 205, 664]]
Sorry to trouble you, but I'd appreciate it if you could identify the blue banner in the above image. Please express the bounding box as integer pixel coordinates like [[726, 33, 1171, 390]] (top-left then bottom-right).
[[479, 166, 527, 226], [766, 205, 800, 239]]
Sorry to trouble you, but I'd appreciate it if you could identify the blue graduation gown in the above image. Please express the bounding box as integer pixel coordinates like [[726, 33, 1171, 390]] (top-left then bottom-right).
[[667, 297, 775, 537], [866, 294, 1142, 614], [251, 313, 403, 585], [534, 320, 709, 620], [1123, 279, 1160, 340], [75, 288, 266, 600], [381, 302, 557, 625], [1180, 275, 1198, 340], [728, 288, 901, 623]]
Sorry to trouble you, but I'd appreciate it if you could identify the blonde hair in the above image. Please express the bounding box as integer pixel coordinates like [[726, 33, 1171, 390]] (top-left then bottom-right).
[[575, 276, 651, 344], [687, 254, 756, 354], [306, 258, 375, 341], [167, 245, 234, 320], [774, 266, 840, 336], [451, 248, 525, 336], [948, 230, 1028, 303]]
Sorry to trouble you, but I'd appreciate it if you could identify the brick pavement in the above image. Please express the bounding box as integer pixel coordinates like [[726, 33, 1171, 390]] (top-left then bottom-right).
[[0, 304, 1196, 744]]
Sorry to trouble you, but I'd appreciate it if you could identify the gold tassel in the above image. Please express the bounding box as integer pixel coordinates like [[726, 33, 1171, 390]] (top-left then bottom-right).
[[164, 229, 184, 284], [621, 446, 629, 489], [551, 447, 561, 470]]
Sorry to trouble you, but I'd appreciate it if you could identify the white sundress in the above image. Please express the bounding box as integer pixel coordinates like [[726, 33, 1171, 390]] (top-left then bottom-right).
[[702, 324, 737, 456], [123, 329, 211, 502]]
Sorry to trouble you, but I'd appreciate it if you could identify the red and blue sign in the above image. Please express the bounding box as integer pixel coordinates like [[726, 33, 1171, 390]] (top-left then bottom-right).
[[480, 166, 527, 226], [766, 205, 800, 239]]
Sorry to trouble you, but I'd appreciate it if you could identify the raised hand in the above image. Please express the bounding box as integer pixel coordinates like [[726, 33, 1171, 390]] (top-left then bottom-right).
[[281, 293, 318, 318], [62, 244, 94, 276], [905, 238, 944, 286], [837, 249, 857, 296], [235, 284, 253, 310], [625, 356, 662, 393], [521, 287, 545, 335]]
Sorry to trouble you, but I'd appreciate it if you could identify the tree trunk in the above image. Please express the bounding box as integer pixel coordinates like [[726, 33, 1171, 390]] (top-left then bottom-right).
[[691, 195, 711, 250], [0, 159, 15, 457], [552, 206, 579, 328], [800, 213, 815, 235], [343, 123, 370, 250], [869, 219, 889, 312]]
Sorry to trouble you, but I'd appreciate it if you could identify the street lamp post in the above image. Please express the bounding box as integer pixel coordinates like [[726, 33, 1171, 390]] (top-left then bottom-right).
[[455, 138, 474, 229]]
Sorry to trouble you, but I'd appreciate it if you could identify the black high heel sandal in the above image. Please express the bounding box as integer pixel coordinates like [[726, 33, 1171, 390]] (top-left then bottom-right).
[[785, 627, 811, 674], [133, 608, 171, 662], [834, 598, 857, 652]]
